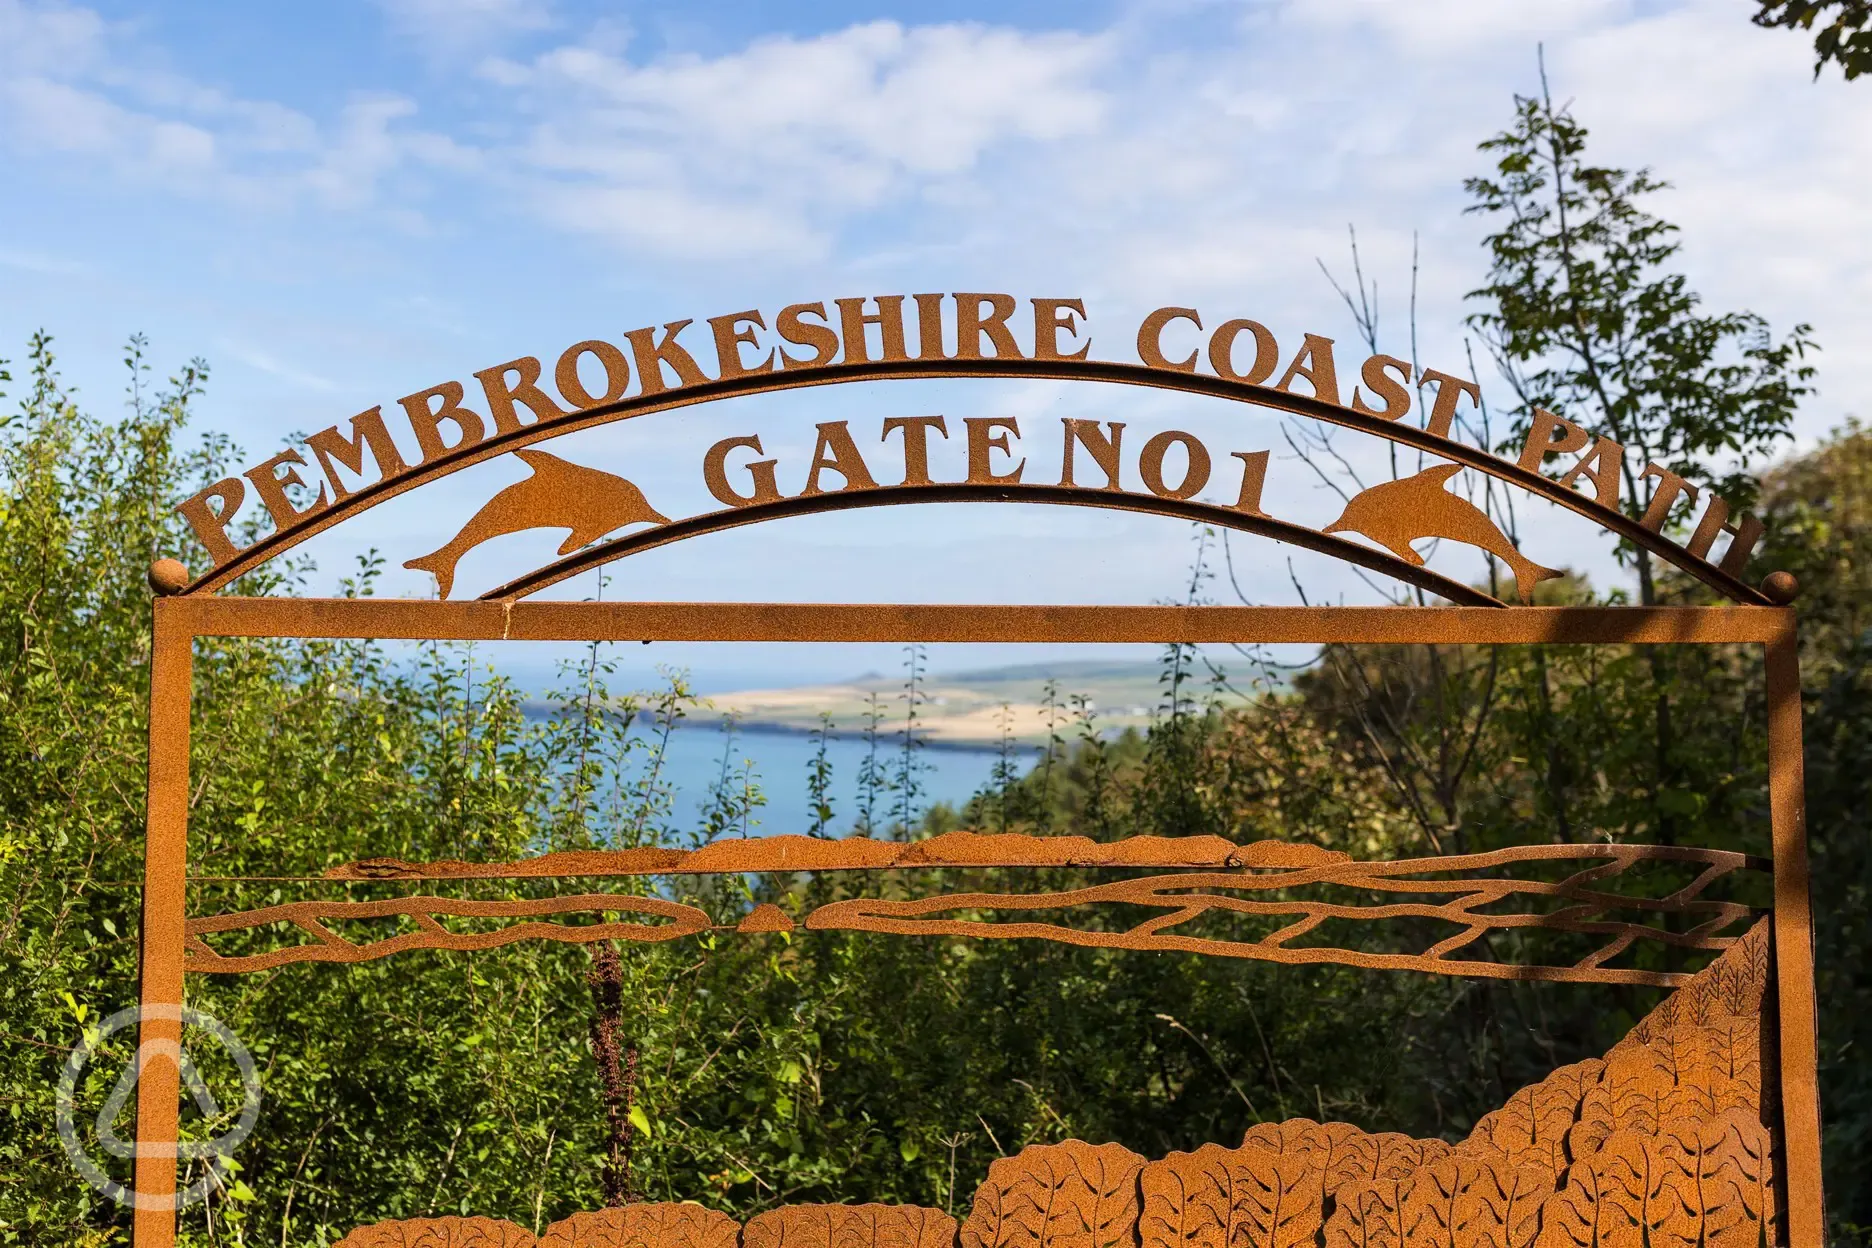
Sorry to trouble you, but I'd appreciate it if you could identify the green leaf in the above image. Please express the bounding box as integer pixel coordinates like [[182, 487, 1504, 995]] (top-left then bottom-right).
[[628, 1105, 652, 1137], [228, 1180, 256, 1202], [899, 1138, 920, 1163], [1657, 788, 1702, 818]]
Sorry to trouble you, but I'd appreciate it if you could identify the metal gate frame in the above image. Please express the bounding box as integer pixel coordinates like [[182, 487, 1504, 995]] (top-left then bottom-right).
[[130, 597, 1822, 1245]]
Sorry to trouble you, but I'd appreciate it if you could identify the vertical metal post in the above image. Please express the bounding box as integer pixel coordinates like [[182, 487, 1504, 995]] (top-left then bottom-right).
[[1767, 620, 1825, 1244], [132, 602, 192, 1248]]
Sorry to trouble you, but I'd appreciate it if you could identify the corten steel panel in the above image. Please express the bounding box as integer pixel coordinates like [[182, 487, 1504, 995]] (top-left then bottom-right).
[[132, 597, 1823, 1246], [190, 839, 1763, 986], [324, 930, 1781, 1247]]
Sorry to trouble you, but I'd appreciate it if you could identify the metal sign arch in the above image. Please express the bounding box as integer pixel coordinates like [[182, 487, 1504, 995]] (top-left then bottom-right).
[[175, 353, 1775, 605]]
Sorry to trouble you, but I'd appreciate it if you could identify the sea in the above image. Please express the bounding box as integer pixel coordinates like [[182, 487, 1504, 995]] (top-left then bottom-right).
[[570, 717, 1034, 838]]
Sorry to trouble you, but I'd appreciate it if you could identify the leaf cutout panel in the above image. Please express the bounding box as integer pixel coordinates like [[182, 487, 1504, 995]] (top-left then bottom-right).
[[1235, 1150, 1326, 1248], [1465, 1060, 1603, 1180], [1721, 932, 1771, 1018], [1575, 1128, 1697, 1247], [336, 1218, 539, 1248], [1649, 1020, 1713, 1094], [1684, 1019, 1763, 1117], [331, 920, 1779, 1248], [962, 1141, 1147, 1248], [539, 1204, 741, 1248], [1658, 1109, 1779, 1248], [1455, 1162, 1553, 1248], [1240, 1119, 1384, 1193], [1568, 1048, 1670, 1161], [1704, 1114, 1778, 1248], [1323, 1181, 1407, 1248], [1532, 1158, 1635, 1248], [743, 1205, 959, 1248], [1139, 1142, 1322, 1248], [1138, 1146, 1240, 1248], [1371, 1137, 1452, 1184], [1398, 1153, 1552, 1248]]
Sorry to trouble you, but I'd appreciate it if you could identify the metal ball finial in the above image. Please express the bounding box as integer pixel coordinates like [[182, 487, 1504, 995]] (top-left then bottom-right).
[[1760, 570, 1800, 605], [148, 558, 190, 596]]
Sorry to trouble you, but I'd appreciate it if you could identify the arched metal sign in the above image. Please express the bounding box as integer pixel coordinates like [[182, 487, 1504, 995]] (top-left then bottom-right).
[[131, 292, 1819, 1247], [169, 294, 1780, 607]]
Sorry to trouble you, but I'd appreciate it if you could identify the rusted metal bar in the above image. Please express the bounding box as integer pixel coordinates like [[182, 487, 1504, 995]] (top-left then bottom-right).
[[133, 603, 193, 1248], [168, 598, 1789, 646], [1767, 625, 1825, 1242]]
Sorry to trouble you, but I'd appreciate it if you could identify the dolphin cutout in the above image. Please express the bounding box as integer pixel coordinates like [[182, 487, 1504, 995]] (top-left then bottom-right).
[[1322, 462, 1561, 604], [405, 449, 670, 599]]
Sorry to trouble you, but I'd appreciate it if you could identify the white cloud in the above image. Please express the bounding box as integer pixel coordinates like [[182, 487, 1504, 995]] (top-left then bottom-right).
[[489, 20, 1113, 259], [537, 184, 821, 257], [0, 0, 464, 212], [1288, 0, 1623, 53], [377, 0, 553, 54], [0, 0, 105, 74], [0, 6, 1107, 259]]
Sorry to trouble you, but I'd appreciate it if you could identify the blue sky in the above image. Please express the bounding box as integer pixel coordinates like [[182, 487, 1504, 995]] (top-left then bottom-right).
[[3, 0, 1867, 690]]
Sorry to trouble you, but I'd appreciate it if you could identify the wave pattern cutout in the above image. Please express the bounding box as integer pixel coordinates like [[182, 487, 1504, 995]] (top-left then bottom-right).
[[193, 839, 1760, 986]]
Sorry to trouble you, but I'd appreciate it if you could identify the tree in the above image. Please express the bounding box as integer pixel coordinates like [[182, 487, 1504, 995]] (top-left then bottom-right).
[[1464, 65, 1816, 604], [1754, 0, 1872, 81], [1750, 422, 1872, 1235]]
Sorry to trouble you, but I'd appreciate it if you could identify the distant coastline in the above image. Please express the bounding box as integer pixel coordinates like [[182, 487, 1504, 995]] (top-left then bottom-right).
[[521, 657, 1195, 749], [516, 705, 1057, 753], [685, 715, 1045, 755]]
